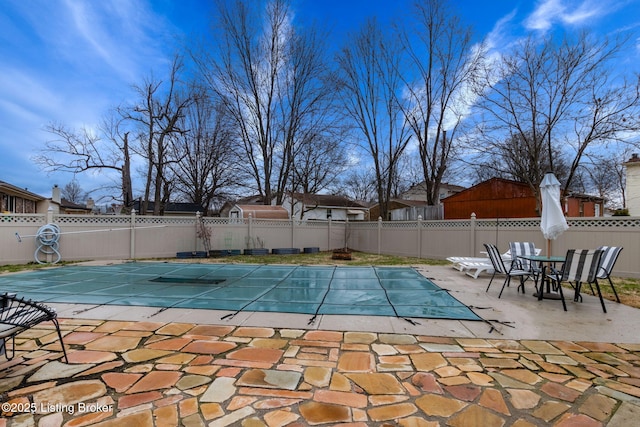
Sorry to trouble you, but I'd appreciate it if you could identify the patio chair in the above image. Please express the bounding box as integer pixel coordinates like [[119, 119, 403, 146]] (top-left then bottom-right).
[[546, 249, 605, 312], [484, 243, 533, 298], [0, 293, 68, 362], [508, 242, 542, 287], [589, 246, 622, 304]]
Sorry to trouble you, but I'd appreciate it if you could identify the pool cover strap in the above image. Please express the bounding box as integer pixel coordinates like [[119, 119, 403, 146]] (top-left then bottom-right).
[[307, 268, 337, 325], [376, 269, 420, 326]]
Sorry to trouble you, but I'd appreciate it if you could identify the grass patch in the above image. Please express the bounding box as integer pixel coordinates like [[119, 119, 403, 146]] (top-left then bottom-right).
[[202, 250, 449, 266], [602, 277, 640, 308], [0, 261, 81, 275]]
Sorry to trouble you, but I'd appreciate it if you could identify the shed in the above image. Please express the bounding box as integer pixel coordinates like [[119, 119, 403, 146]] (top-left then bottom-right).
[[442, 178, 536, 219], [227, 204, 289, 220], [442, 177, 604, 219]]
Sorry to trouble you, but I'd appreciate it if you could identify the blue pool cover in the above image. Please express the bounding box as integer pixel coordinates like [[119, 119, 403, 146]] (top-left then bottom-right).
[[0, 263, 481, 321]]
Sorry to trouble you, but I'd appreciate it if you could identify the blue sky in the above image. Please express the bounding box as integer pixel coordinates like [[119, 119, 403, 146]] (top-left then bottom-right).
[[1, 0, 639, 201]]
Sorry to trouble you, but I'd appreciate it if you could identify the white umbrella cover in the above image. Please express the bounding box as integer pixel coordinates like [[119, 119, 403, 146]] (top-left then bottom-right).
[[540, 172, 569, 240]]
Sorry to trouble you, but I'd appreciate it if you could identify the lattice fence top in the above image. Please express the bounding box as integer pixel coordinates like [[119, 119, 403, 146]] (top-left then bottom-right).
[[0, 214, 45, 224], [422, 220, 471, 228], [203, 217, 246, 226], [476, 218, 541, 228], [54, 215, 132, 225], [135, 216, 195, 225], [7, 213, 640, 230], [350, 222, 379, 229], [567, 217, 640, 227]]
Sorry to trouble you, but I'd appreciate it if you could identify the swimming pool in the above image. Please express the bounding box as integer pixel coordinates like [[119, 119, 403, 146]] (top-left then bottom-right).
[[0, 263, 480, 321]]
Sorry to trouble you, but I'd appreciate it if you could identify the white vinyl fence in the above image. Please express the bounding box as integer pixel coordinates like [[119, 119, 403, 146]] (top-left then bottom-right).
[[1, 211, 639, 278]]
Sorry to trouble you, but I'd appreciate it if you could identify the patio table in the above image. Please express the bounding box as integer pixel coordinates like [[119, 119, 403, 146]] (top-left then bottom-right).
[[518, 254, 566, 308]]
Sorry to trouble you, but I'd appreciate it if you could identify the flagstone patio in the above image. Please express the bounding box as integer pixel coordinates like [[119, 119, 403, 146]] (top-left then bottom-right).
[[0, 263, 639, 426]]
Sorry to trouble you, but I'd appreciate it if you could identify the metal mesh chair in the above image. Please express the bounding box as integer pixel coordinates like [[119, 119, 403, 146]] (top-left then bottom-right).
[[0, 293, 68, 362], [592, 246, 622, 304], [547, 249, 605, 312], [484, 243, 533, 298]]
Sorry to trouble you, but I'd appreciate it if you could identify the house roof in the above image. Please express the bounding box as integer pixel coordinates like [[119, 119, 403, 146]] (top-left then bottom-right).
[[132, 201, 206, 214], [0, 180, 45, 201], [291, 193, 367, 209], [233, 205, 289, 219], [405, 181, 466, 193], [369, 199, 428, 210], [566, 192, 606, 202], [60, 198, 92, 212]]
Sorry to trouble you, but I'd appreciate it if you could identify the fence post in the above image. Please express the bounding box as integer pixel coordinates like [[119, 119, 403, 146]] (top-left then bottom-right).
[[470, 212, 476, 257], [195, 211, 201, 251], [130, 209, 136, 259], [377, 216, 382, 255], [248, 213, 253, 248], [417, 215, 423, 258], [291, 218, 295, 248]]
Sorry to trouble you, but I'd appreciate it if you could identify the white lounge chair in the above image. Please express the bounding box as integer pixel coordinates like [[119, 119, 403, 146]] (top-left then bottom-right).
[[447, 249, 511, 279]]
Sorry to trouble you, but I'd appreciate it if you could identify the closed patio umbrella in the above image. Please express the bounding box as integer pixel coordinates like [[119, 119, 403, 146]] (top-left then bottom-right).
[[540, 172, 568, 254]]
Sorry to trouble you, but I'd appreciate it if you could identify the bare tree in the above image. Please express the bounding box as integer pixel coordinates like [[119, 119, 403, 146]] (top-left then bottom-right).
[[336, 18, 411, 220], [473, 32, 640, 203], [292, 131, 349, 195], [333, 167, 377, 204], [399, 0, 484, 205], [61, 179, 87, 204], [582, 149, 631, 209], [194, 0, 337, 205], [101, 111, 135, 211], [35, 120, 133, 206], [122, 56, 192, 215], [170, 85, 242, 213]]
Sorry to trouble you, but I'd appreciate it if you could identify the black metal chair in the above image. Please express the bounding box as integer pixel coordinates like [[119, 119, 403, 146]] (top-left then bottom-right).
[[591, 246, 622, 304], [547, 249, 605, 312], [0, 293, 68, 362], [508, 241, 542, 289], [484, 243, 533, 298]]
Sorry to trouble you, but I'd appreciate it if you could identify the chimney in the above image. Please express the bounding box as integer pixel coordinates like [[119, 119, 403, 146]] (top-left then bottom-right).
[[52, 184, 61, 204], [86, 197, 95, 211]]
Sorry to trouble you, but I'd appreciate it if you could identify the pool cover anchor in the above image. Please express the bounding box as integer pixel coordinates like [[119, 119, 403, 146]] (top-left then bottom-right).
[[484, 319, 515, 335]]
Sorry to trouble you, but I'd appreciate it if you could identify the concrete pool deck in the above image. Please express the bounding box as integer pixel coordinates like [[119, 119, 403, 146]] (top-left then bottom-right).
[[0, 262, 639, 426]]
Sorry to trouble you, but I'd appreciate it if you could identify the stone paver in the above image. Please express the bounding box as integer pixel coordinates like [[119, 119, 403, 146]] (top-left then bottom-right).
[[0, 319, 639, 426]]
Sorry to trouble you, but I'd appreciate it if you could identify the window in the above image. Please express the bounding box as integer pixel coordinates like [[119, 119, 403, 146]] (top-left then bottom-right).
[[326, 209, 332, 219], [1, 194, 16, 213]]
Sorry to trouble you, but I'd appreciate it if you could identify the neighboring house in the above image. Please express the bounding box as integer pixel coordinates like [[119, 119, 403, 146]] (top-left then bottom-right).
[[401, 181, 466, 203], [220, 204, 290, 220], [624, 153, 640, 216], [442, 177, 604, 219], [59, 198, 94, 214], [0, 180, 45, 213], [369, 199, 444, 221], [132, 201, 206, 216], [282, 193, 368, 221], [564, 193, 606, 218]]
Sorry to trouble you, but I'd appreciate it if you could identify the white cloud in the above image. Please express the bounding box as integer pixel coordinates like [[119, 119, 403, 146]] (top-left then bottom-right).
[[524, 0, 611, 32]]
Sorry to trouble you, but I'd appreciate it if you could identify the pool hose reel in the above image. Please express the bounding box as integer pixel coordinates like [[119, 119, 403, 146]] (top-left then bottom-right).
[[34, 223, 62, 264]]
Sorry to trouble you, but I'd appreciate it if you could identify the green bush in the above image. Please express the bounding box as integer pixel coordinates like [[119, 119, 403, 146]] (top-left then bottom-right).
[[612, 208, 630, 216]]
